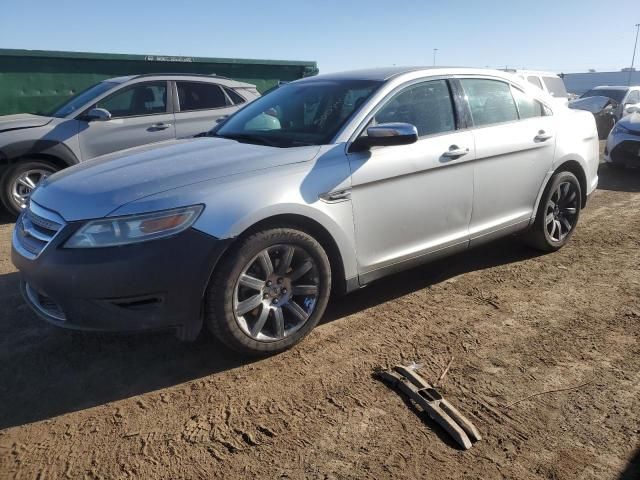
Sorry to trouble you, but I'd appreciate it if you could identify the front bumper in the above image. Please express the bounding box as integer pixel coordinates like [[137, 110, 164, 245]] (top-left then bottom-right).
[[12, 217, 230, 337], [605, 131, 640, 167]]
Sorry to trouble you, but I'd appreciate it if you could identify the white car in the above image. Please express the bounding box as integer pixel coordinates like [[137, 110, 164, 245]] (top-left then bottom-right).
[[12, 67, 600, 354], [504, 70, 570, 106]]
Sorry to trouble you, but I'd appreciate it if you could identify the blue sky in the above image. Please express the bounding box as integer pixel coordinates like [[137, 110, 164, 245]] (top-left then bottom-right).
[[1, 0, 638, 74]]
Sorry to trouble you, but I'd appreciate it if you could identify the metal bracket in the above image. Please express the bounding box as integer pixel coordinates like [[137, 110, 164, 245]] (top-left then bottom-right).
[[377, 364, 481, 450]]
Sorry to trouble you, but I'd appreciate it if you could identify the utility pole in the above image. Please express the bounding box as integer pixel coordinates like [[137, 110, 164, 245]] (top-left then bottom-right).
[[433, 48, 438, 66], [629, 23, 640, 86]]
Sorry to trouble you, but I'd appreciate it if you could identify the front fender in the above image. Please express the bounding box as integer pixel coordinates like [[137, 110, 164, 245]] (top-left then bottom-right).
[[109, 147, 359, 280], [0, 121, 81, 166]]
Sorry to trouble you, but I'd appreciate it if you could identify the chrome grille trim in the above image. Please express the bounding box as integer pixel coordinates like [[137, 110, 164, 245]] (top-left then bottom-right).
[[13, 201, 67, 259]]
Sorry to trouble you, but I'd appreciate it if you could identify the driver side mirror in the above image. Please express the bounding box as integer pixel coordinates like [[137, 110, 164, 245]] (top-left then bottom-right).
[[351, 123, 419, 151], [84, 108, 112, 122]]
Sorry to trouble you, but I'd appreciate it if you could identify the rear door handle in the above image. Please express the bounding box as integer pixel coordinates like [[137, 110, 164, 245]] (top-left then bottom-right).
[[149, 122, 172, 131], [442, 145, 470, 159], [534, 130, 553, 142]]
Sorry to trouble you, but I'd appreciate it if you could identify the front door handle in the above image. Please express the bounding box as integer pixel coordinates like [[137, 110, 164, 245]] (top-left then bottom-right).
[[534, 130, 553, 142], [442, 145, 470, 159], [149, 122, 172, 131]]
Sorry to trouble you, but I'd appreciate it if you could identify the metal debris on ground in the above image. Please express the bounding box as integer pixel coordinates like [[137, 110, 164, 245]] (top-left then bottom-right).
[[377, 364, 482, 450]]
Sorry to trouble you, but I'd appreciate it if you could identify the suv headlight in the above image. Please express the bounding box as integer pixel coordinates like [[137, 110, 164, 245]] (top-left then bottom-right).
[[611, 123, 632, 135], [64, 205, 203, 248]]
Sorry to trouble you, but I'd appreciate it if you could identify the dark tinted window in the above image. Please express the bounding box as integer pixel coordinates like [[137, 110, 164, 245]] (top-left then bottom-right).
[[373, 80, 455, 136], [224, 87, 246, 105], [177, 82, 228, 111], [527, 76, 543, 89], [96, 82, 167, 118], [511, 87, 545, 119], [581, 88, 626, 103], [461, 79, 518, 126]]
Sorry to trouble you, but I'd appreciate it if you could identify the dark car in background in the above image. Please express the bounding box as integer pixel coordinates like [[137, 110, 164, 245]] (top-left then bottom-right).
[[569, 85, 640, 139]]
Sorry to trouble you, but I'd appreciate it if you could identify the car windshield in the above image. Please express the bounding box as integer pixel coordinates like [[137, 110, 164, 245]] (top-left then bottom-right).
[[580, 88, 626, 104], [212, 79, 382, 147], [46, 81, 118, 118]]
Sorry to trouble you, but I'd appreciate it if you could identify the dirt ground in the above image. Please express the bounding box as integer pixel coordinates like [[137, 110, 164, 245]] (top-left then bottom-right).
[[0, 158, 639, 479]]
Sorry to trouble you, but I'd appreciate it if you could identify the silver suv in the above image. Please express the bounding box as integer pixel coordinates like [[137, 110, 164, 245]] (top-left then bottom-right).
[[12, 67, 599, 355], [0, 74, 259, 214]]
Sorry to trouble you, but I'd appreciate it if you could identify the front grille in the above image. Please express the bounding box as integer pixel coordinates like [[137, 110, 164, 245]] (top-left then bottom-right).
[[14, 201, 66, 259], [24, 283, 66, 321], [611, 141, 640, 166]]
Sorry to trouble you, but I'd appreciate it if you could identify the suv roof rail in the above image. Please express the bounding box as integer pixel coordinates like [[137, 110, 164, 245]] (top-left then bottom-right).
[[131, 72, 235, 81]]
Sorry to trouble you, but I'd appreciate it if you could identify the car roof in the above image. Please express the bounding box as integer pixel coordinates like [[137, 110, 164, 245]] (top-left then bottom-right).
[[103, 73, 255, 88], [503, 69, 560, 77], [590, 85, 637, 91], [294, 66, 521, 83]]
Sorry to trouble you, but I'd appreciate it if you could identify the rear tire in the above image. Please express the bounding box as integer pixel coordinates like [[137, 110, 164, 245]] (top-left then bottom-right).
[[525, 171, 581, 252], [1, 160, 58, 216], [205, 228, 331, 356]]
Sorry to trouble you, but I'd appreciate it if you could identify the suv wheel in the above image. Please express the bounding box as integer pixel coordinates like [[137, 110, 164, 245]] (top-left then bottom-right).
[[205, 228, 331, 355], [525, 171, 581, 252], [1, 160, 58, 215]]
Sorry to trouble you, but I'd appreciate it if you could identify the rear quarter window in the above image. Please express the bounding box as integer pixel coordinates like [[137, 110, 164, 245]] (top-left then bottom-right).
[[224, 87, 246, 105]]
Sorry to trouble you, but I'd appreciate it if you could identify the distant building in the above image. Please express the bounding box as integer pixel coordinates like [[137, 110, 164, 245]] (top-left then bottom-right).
[[563, 71, 640, 95]]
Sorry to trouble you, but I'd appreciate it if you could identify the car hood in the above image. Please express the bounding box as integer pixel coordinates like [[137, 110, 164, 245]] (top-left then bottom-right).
[[568, 96, 614, 114], [32, 137, 321, 221], [617, 112, 640, 132], [0, 114, 53, 133]]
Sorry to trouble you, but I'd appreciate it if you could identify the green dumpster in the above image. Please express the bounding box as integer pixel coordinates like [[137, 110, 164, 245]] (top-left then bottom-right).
[[0, 49, 318, 116]]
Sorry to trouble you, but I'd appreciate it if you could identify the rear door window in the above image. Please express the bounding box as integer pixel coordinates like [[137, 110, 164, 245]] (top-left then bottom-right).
[[527, 76, 543, 90], [177, 82, 229, 112], [460, 79, 518, 127], [511, 87, 545, 119]]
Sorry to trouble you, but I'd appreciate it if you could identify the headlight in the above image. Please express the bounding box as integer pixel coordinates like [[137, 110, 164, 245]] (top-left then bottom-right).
[[611, 123, 632, 135], [64, 205, 203, 248]]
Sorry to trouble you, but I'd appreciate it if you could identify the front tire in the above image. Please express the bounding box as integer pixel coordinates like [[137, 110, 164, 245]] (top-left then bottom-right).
[[525, 171, 581, 252], [1, 160, 58, 216], [205, 228, 331, 355]]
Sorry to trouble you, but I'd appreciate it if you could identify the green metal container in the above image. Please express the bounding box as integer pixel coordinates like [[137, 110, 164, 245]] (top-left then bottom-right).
[[0, 49, 318, 116]]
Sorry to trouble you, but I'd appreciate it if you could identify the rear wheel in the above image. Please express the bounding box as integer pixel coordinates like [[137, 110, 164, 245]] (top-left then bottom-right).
[[1, 160, 58, 216], [205, 228, 331, 355], [525, 171, 581, 252]]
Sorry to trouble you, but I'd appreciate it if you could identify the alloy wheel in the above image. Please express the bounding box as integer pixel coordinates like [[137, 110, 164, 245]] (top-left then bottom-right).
[[12, 169, 51, 209], [233, 244, 320, 342], [545, 181, 579, 242]]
